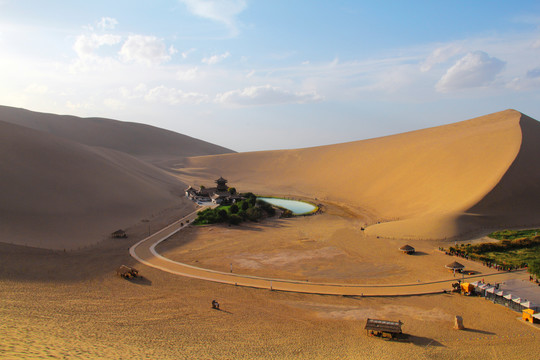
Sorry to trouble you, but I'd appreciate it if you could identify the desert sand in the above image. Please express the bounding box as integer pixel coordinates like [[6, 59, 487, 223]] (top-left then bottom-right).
[[0, 105, 234, 250], [1, 203, 539, 359], [173, 109, 540, 240], [1, 108, 540, 358]]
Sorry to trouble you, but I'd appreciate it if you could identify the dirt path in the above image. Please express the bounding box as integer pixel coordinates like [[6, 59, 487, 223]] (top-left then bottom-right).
[[129, 210, 527, 296]]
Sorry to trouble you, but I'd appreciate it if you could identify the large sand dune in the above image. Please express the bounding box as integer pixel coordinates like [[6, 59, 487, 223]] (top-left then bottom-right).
[[0, 120, 193, 250], [174, 109, 539, 239], [0, 105, 234, 164]]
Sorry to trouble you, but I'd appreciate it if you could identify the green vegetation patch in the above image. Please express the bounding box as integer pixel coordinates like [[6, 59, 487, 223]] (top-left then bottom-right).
[[448, 231, 540, 272], [477, 246, 540, 268], [489, 229, 540, 240], [193, 193, 275, 226]]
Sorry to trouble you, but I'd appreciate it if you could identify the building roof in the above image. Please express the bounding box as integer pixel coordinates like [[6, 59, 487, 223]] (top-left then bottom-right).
[[399, 245, 415, 251], [216, 176, 227, 183], [364, 318, 403, 334], [112, 229, 126, 235], [521, 300, 537, 309], [445, 261, 465, 269]]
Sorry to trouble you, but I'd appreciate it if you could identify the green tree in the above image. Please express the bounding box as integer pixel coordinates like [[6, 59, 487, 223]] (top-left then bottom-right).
[[228, 187, 237, 195], [218, 209, 228, 222], [241, 201, 250, 211], [230, 204, 239, 214], [228, 214, 242, 225], [529, 259, 540, 278], [246, 207, 264, 221]]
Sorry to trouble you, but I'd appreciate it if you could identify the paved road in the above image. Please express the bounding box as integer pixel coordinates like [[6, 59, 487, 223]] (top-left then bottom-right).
[[129, 210, 527, 296]]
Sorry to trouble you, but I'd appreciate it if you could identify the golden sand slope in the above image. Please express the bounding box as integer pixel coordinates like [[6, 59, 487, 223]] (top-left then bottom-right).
[[0, 120, 193, 250], [0, 105, 234, 163], [174, 110, 538, 239]]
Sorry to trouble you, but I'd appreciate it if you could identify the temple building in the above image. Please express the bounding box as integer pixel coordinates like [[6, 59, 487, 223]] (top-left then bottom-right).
[[185, 177, 242, 204]]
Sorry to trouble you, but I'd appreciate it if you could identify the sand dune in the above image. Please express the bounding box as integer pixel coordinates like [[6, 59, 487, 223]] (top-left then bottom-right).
[[0, 105, 234, 164], [174, 109, 538, 239], [3, 107, 538, 249], [0, 120, 193, 250]]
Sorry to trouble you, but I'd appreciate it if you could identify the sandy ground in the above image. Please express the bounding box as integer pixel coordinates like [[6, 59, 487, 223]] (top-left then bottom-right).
[[156, 202, 490, 286], [2, 204, 539, 359], [2, 109, 540, 358]]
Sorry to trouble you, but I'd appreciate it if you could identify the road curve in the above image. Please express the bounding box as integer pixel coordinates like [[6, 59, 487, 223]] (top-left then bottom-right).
[[129, 210, 525, 296]]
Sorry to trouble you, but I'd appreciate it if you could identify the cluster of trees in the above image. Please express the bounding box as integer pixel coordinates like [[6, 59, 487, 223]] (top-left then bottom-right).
[[446, 236, 540, 271], [194, 193, 276, 225], [456, 236, 540, 255], [489, 229, 540, 240], [529, 259, 540, 278]]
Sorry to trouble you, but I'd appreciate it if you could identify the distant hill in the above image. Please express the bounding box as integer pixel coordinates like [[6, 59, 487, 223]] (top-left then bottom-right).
[[0, 105, 234, 163], [173, 109, 540, 240], [0, 119, 194, 249]]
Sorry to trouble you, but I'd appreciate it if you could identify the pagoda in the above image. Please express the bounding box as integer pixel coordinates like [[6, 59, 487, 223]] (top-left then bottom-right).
[[215, 177, 228, 192]]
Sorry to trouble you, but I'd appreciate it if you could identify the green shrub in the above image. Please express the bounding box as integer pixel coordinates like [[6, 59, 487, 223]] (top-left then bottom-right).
[[528, 259, 540, 277], [218, 209, 228, 222], [230, 204, 239, 214], [228, 214, 242, 225], [246, 207, 264, 221]]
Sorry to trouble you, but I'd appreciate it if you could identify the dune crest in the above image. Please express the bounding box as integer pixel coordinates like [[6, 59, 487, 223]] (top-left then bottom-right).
[[0, 105, 234, 164], [175, 109, 536, 239]]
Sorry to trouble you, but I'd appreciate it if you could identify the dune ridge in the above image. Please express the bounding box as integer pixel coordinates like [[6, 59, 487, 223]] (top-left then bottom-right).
[[0, 105, 234, 164], [174, 109, 538, 239]]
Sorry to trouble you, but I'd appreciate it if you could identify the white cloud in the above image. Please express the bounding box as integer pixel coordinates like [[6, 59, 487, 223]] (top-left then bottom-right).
[[181, 48, 196, 59], [119, 84, 148, 99], [179, 0, 246, 35], [177, 67, 199, 81], [436, 51, 506, 92], [533, 39, 540, 49], [169, 45, 178, 55], [202, 51, 230, 65], [145, 85, 208, 105], [73, 33, 122, 58], [215, 85, 323, 106], [420, 44, 463, 72], [97, 17, 118, 31], [25, 83, 49, 94], [119, 35, 172, 65], [103, 97, 125, 110], [527, 67, 540, 79], [507, 67, 540, 91]]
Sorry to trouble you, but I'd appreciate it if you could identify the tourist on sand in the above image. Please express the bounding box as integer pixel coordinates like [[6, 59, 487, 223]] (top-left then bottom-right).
[[212, 300, 220, 310]]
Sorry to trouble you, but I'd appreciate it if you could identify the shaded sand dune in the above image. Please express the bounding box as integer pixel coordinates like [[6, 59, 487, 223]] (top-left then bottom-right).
[[0, 105, 234, 164], [174, 110, 539, 239], [0, 120, 193, 250]]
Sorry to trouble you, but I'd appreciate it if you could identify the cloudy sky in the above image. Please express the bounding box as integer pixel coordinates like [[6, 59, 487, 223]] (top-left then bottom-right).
[[1, 1, 540, 151]]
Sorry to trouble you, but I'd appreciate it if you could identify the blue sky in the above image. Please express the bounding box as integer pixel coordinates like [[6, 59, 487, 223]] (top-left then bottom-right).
[[1, 1, 540, 151]]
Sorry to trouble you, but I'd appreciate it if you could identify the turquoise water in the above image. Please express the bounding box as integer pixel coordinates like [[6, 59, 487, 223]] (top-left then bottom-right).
[[258, 198, 317, 215]]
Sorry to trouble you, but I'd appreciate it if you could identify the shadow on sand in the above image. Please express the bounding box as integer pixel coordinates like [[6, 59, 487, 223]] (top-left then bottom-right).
[[412, 251, 429, 256], [212, 308, 233, 315], [401, 334, 445, 347], [462, 328, 496, 335], [127, 276, 152, 286]]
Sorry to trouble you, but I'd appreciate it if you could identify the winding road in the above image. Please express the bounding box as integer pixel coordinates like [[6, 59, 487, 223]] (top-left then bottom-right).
[[129, 209, 526, 296]]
